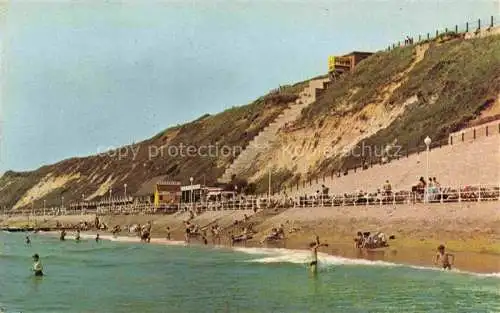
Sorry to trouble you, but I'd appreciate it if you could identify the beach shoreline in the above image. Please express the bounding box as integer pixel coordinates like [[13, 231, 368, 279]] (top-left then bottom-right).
[[2, 201, 499, 274]]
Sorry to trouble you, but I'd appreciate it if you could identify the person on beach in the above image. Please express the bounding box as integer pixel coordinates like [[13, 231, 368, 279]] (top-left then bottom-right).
[[26, 235, 31, 245], [60, 229, 66, 241], [434, 244, 454, 270], [166, 227, 171, 240], [184, 222, 191, 244], [75, 230, 81, 241], [111, 225, 120, 238], [309, 235, 328, 274], [32, 254, 43, 277], [141, 222, 152, 243]]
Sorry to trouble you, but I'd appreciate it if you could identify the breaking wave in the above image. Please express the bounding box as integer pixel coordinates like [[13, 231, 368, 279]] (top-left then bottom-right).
[[233, 246, 500, 279]]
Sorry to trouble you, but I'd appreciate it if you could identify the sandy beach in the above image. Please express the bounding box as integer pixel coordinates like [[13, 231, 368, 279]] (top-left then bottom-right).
[[2, 201, 499, 274]]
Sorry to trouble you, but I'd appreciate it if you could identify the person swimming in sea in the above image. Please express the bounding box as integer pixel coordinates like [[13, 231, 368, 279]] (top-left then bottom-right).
[[309, 235, 328, 274], [26, 235, 31, 245], [434, 244, 454, 270], [32, 254, 43, 276]]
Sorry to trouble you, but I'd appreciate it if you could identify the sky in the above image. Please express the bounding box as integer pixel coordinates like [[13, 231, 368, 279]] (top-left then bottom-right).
[[0, 0, 499, 173]]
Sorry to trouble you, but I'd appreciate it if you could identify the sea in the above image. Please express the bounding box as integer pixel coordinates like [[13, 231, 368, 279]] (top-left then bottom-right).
[[0, 232, 499, 313]]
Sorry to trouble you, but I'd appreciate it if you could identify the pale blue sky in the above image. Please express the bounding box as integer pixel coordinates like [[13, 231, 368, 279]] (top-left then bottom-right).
[[1, 0, 498, 172]]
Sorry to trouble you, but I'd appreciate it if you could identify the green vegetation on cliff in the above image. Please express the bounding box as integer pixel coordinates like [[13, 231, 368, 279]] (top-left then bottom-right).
[[1, 34, 499, 209], [0, 82, 307, 210]]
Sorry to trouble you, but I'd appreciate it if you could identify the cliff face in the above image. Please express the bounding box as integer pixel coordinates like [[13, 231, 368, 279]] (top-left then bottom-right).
[[2, 34, 499, 209], [0, 82, 306, 210], [247, 35, 500, 192]]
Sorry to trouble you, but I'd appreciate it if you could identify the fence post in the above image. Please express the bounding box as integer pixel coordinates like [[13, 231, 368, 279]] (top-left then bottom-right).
[[435, 30, 439, 38], [427, 33, 430, 40], [478, 18, 481, 30], [445, 27, 448, 33], [418, 34, 421, 42], [466, 22, 469, 32], [491, 16, 494, 28], [473, 129, 476, 139], [458, 187, 461, 203], [486, 126, 488, 136], [455, 25, 458, 33], [478, 186, 481, 202]]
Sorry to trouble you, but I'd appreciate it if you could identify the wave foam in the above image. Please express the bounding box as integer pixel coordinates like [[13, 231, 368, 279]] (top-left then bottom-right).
[[234, 246, 500, 278], [36, 232, 499, 279]]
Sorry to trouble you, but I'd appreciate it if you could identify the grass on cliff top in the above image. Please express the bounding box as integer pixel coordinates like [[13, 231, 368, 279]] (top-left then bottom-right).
[[344, 36, 500, 169], [142, 81, 309, 183], [300, 46, 415, 124], [311, 36, 500, 174]]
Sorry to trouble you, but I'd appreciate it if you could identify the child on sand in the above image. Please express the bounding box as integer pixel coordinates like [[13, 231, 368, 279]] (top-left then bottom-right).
[[309, 235, 328, 274], [434, 244, 454, 270], [166, 227, 171, 240]]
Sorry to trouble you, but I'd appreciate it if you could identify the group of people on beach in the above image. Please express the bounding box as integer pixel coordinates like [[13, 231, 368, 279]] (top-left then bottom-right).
[[412, 176, 441, 201]]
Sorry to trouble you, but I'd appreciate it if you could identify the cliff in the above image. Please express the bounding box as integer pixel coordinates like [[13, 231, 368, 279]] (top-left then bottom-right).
[[0, 82, 307, 209], [1, 33, 499, 210], [246, 35, 500, 191]]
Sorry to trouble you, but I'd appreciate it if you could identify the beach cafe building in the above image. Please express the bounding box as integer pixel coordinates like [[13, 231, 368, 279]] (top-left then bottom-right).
[[181, 185, 239, 211], [135, 176, 181, 207], [328, 51, 373, 78], [181, 185, 236, 204], [181, 184, 203, 204], [154, 181, 181, 207]]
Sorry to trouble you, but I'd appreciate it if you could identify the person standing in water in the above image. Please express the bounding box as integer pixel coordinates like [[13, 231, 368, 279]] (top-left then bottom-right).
[[59, 229, 66, 241], [26, 235, 31, 245], [309, 235, 328, 274], [32, 254, 43, 276], [434, 244, 454, 270], [95, 233, 100, 242], [75, 230, 81, 241]]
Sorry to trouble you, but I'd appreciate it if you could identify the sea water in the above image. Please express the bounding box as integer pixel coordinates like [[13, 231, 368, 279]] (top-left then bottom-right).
[[0, 232, 499, 313]]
